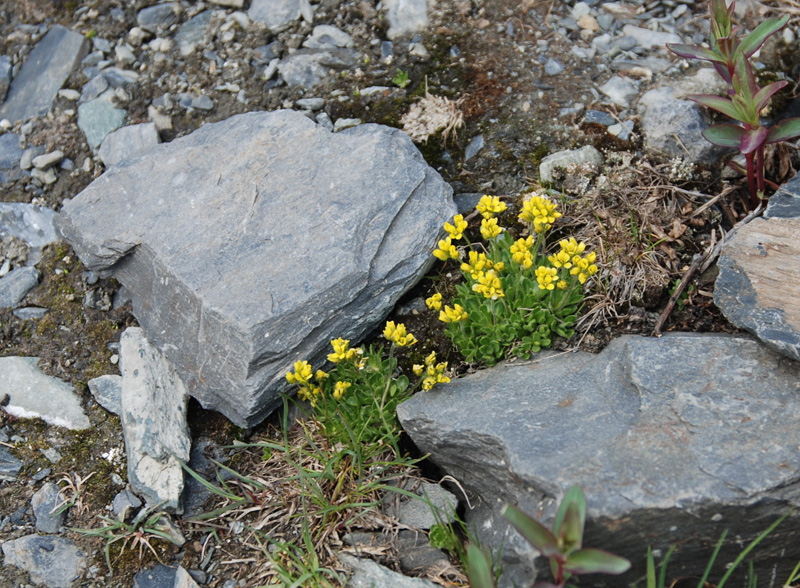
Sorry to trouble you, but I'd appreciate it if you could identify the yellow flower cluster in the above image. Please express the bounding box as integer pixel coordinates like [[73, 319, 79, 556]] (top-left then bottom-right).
[[477, 195, 507, 219], [286, 360, 323, 405], [510, 236, 535, 269], [472, 269, 504, 299], [433, 237, 459, 261], [570, 251, 598, 284], [519, 194, 562, 234], [461, 251, 503, 280], [535, 266, 558, 291], [383, 321, 418, 347], [480, 217, 503, 240], [439, 303, 468, 323], [333, 380, 351, 401], [443, 214, 468, 240], [327, 338, 362, 363], [426, 293, 442, 311], [412, 351, 450, 391]]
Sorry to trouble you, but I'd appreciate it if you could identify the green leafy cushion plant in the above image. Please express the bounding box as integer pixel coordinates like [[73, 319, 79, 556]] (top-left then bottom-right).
[[428, 193, 597, 366]]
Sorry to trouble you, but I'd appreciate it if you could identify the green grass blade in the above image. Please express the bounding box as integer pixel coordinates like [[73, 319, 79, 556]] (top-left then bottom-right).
[[717, 511, 790, 588], [697, 529, 728, 588]]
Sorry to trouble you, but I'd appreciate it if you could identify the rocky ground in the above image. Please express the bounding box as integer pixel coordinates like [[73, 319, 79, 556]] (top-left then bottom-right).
[[1, 0, 798, 586]]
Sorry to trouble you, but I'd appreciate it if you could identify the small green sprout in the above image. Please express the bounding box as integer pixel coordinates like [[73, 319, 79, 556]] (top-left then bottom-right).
[[393, 69, 411, 88]]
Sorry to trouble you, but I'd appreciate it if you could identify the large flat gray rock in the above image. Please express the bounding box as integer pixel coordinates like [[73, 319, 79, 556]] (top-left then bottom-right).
[[2, 535, 86, 588], [398, 334, 800, 588], [120, 328, 191, 512], [98, 122, 161, 167], [0, 25, 88, 123], [57, 110, 454, 427]]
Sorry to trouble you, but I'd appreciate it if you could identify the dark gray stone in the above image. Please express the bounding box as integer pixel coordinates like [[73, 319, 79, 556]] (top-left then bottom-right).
[[0, 446, 22, 481], [101, 67, 139, 88], [1, 534, 86, 588], [0, 55, 11, 103], [0, 26, 88, 123], [339, 554, 439, 588], [120, 328, 191, 512], [0, 133, 22, 169], [98, 122, 161, 167], [31, 482, 65, 533], [87, 374, 122, 415], [464, 134, 484, 162], [57, 110, 455, 427], [248, 0, 302, 32], [175, 11, 213, 56], [112, 487, 142, 519], [767, 175, 800, 218], [584, 109, 616, 126], [539, 145, 602, 183], [385, 481, 458, 529], [133, 564, 176, 588], [0, 356, 90, 429], [77, 93, 126, 149], [79, 74, 109, 103], [398, 334, 800, 588], [0, 266, 40, 308], [278, 48, 359, 87], [137, 4, 178, 33]]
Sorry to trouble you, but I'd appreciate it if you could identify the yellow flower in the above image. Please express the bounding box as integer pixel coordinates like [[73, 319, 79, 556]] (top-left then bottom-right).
[[298, 384, 322, 406], [286, 360, 313, 385], [413, 363, 424, 376], [315, 369, 329, 381], [461, 251, 494, 280], [510, 236, 535, 269], [383, 321, 418, 346], [425, 293, 443, 311], [570, 252, 598, 284], [548, 249, 572, 269], [477, 195, 507, 219], [559, 237, 586, 258], [519, 194, 562, 234], [439, 304, 468, 323], [535, 266, 558, 290], [472, 269, 504, 299], [443, 214, 468, 240], [419, 351, 450, 390], [433, 237, 459, 261], [333, 380, 351, 401], [327, 338, 352, 363], [480, 217, 503, 240], [557, 280, 568, 290]]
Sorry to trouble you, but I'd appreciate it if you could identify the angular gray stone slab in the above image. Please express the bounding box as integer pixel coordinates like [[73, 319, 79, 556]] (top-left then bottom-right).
[[249, 0, 302, 32], [32, 482, 65, 533], [88, 374, 122, 415], [0, 266, 40, 308], [339, 554, 439, 588], [0, 202, 59, 265], [0, 356, 90, 429], [137, 3, 178, 33], [384, 0, 429, 40], [57, 110, 455, 427], [278, 48, 358, 88], [539, 145, 602, 184], [0, 133, 22, 169], [77, 92, 126, 149], [386, 481, 458, 529], [398, 334, 800, 587], [120, 328, 191, 512], [0, 25, 89, 123], [98, 122, 161, 167], [0, 446, 23, 481], [2, 535, 86, 588], [175, 10, 213, 56]]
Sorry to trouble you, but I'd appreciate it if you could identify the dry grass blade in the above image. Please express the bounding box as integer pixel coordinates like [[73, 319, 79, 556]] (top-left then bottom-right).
[[53, 470, 96, 517]]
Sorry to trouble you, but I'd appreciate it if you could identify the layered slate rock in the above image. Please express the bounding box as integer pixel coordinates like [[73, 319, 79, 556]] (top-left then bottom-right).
[[0, 25, 88, 123], [715, 177, 800, 361], [57, 110, 455, 427], [398, 334, 800, 588], [120, 328, 191, 512], [2, 535, 86, 588]]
